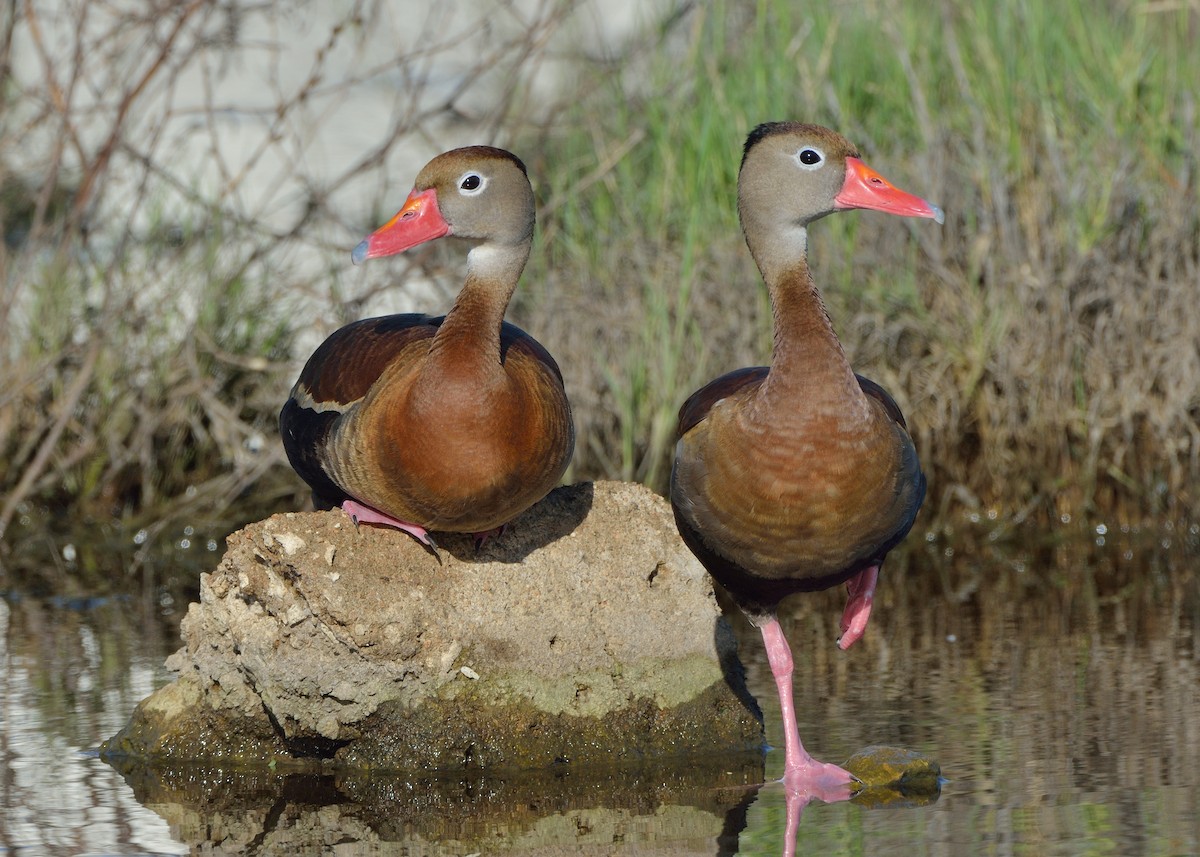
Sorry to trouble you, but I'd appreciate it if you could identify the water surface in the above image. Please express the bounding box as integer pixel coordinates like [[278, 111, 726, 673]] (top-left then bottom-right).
[[2, 534, 1197, 855]]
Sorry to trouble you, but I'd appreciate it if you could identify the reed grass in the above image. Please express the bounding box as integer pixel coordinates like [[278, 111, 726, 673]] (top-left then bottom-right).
[[2, 0, 1197, 581]]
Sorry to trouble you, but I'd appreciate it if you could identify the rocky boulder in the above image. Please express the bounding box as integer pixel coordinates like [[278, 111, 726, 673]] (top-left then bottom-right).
[[102, 481, 764, 772]]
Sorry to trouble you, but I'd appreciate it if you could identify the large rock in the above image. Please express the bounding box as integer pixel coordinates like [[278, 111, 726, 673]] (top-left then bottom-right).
[[102, 481, 763, 772]]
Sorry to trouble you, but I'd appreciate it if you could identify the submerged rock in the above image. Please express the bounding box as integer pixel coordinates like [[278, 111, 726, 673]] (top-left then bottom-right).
[[846, 745, 943, 808], [102, 481, 763, 772]]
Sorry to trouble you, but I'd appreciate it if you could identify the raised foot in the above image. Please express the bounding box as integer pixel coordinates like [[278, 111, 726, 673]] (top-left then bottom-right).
[[837, 565, 880, 650], [341, 500, 439, 556]]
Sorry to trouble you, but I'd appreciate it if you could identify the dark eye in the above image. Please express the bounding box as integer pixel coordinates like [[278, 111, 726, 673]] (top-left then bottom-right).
[[799, 148, 821, 166], [461, 174, 481, 191]]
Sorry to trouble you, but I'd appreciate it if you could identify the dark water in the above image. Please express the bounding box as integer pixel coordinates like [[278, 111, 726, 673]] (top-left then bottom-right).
[[2, 532, 1198, 855]]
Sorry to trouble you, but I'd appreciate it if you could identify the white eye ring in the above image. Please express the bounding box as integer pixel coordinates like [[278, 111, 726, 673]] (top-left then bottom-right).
[[458, 172, 487, 195], [792, 146, 825, 171]]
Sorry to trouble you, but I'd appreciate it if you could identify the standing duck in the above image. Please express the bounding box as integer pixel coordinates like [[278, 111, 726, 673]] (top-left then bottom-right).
[[670, 123, 943, 791], [280, 146, 574, 551]]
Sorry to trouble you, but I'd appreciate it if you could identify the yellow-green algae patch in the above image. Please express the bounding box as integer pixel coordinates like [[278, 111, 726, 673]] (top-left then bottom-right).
[[846, 745, 942, 808]]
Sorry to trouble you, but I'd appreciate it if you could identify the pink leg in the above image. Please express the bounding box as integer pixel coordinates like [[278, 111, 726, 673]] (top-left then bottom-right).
[[779, 784, 818, 857], [471, 524, 507, 552], [837, 564, 879, 651], [342, 499, 438, 553], [760, 618, 857, 794]]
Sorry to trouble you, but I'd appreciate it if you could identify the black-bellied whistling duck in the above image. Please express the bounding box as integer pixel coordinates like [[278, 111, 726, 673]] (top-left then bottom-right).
[[670, 123, 943, 794], [280, 146, 574, 551]]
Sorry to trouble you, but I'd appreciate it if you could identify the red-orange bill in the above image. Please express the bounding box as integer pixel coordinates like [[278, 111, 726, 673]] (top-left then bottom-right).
[[834, 157, 944, 224], [351, 188, 450, 264]]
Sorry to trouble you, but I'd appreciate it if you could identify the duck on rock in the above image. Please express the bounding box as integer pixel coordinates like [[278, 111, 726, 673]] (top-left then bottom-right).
[[670, 123, 944, 793], [280, 146, 574, 552]]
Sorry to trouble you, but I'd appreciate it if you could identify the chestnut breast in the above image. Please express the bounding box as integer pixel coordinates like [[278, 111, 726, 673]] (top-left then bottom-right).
[[672, 373, 923, 588], [312, 317, 572, 533]]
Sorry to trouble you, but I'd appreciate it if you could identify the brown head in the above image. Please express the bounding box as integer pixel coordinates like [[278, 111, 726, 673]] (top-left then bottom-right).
[[352, 146, 536, 264], [737, 122, 943, 277]]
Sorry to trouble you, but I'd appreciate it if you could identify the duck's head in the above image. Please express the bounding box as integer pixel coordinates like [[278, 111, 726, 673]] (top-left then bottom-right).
[[352, 146, 535, 264], [737, 122, 944, 240]]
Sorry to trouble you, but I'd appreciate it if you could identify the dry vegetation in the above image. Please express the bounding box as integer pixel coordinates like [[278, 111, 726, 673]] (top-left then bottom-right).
[[1, 0, 1198, 585], [0, 0, 582, 582]]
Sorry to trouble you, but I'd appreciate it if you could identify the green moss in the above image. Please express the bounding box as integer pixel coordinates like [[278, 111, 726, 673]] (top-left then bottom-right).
[[339, 678, 762, 772], [845, 745, 943, 809], [100, 676, 308, 771], [101, 670, 763, 774]]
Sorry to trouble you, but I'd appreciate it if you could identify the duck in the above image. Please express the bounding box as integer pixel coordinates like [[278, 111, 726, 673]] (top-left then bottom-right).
[[280, 146, 574, 552], [670, 122, 943, 791]]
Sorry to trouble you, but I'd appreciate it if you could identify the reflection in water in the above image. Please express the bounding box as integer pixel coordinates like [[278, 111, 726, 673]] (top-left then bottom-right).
[[2, 535, 1198, 854], [0, 595, 185, 855], [731, 538, 1200, 855], [105, 760, 767, 854], [102, 753, 938, 855]]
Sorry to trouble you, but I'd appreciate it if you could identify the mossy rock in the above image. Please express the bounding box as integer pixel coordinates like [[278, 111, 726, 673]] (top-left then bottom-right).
[[846, 745, 942, 808]]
